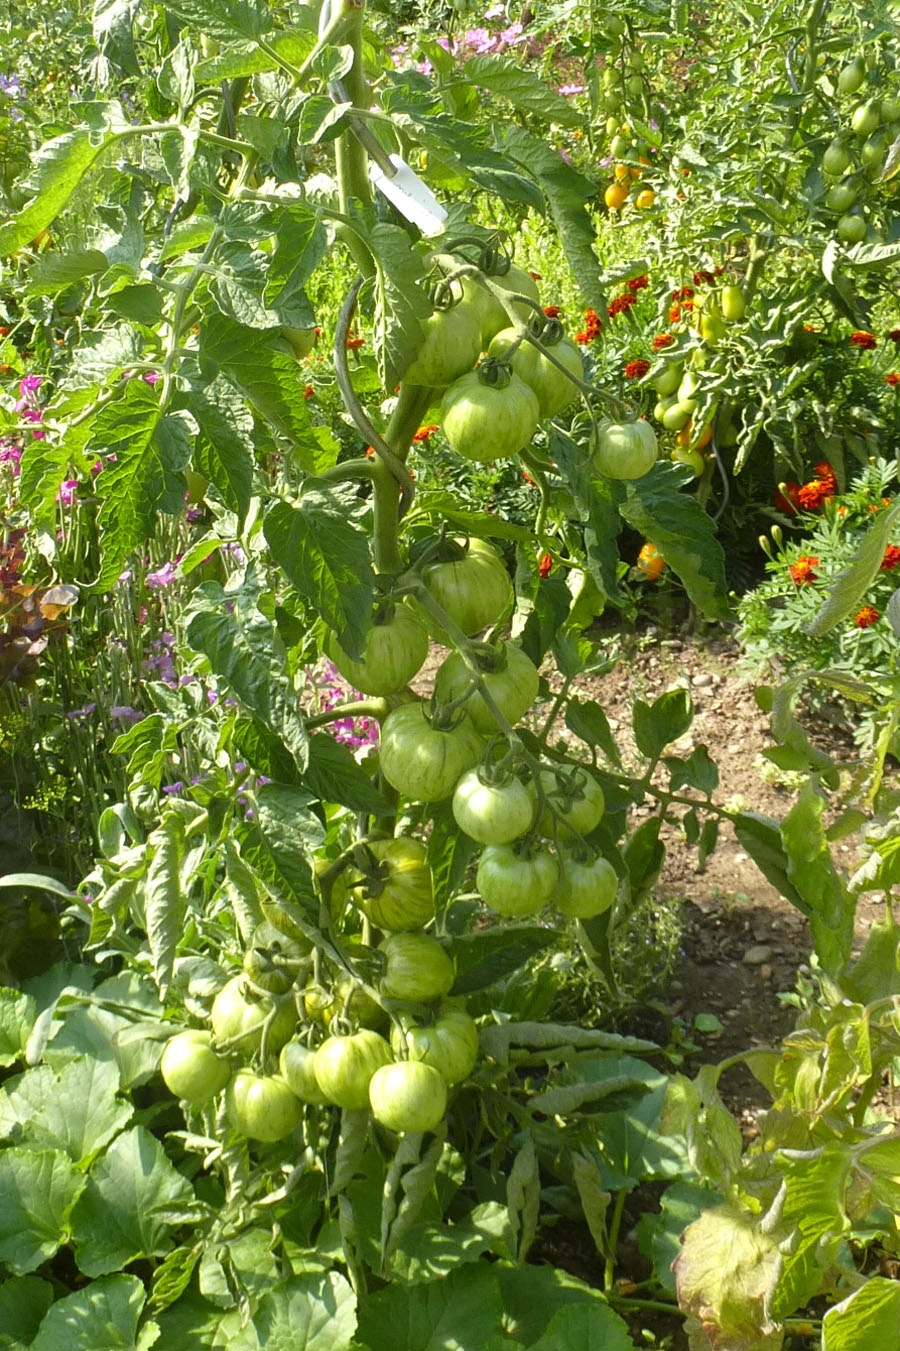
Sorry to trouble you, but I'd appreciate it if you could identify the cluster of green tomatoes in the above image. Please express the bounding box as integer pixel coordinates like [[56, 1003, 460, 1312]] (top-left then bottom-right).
[[822, 49, 900, 245]]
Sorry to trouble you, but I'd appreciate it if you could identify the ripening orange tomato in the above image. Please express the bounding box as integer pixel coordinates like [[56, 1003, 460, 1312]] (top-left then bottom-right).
[[636, 542, 666, 581], [635, 189, 656, 208], [604, 181, 629, 210]]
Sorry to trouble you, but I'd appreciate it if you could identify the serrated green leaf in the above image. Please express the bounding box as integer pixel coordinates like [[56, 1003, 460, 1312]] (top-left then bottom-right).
[[632, 686, 693, 760], [186, 376, 254, 521], [464, 54, 585, 127], [265, 205, 328, 312], [449, 926, 558, 996], [89, 381, 165, 590], [0, 1058, 131, 1164], [0, 129, 123, 256], [143, 814, 186, 1000], [0, 1148, 85, 1274], [164, 0, 271, 41], [305, 734, 392, 814], [368, 223, 431, 391], [0, 1274, 55, 1350], [823, 1277, 900, 1350], [356, 1263, 503, 1351], [25, 248, 108, 295], [30, 1274, 148, 1351]]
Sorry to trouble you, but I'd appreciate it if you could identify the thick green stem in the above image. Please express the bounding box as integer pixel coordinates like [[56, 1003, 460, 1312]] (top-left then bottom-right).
[[370, 384, 434, 573], [334, 0, 371, 214]]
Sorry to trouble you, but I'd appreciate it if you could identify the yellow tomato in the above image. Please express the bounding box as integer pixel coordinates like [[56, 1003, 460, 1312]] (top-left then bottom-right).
[[604, 181, 629, 210], [635, 189, 656, 209], [636, 543, 666, 581]]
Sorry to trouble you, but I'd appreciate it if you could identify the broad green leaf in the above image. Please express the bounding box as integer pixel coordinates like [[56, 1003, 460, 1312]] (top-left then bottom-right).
[[388, 1202, 512, 1281], [143, 813, 186, 999], [464, 55, 585, 127], [635, 1180, 723, 1296], [233, 716, 301, 783], [663, 745, 719, 795], [632, 686, 693, 760], [71, 1125, 198, 1277], [575, 1057, 687, 1189], [0, 1058, 131, 1164], [823, 1277, 900, 1350], [368, 223, 431, 391], [239, 1272, 357, 1350], [30, 1274, 148, 1351], [0, 128, 124, 256], [0, 1148, 85, 1274], [240, 783, 324, 919], [807, 498, 900, 636], [0, 1275, 55, 1351], [620, 464, 731, 621], [355, 1260, 504, 1351], [781, 783, 853, 975], [449, 926, 558, 995], [732, 812, 806, 912], [507, 1135, 540, 1262], [528, 1073, 649, 1119], [479, 1021, 656, 1067], [265, 206, 328, 312], [564, 698, 622, 766], [305, 734, 393, 815], [498, 1265, 626, 1346], [263, 491, 375, 657], [530, 1301, 637, 1351], [771, 1141, 851, 1320], [0, 986, 36, 1067], [623, 817, 665, 900], [673, 1206, 783, 1350], [90, 381, 165, 590], [163, 0, 271, 41], [570, 1151, 610, 1257], [519, 573, 572, 668], [187, 376, 255, 521], [25, 248, 108, 295]]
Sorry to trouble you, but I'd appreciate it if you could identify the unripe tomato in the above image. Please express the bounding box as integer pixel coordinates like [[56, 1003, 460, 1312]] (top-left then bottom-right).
[[720, 285, 746, 322], [378, 703, 484, 803], [379, 932, 456, 1002], [556, 852, 619, 918], [452, 769, 535, 846], [403, 303, 483, 388], [226, 1070, 302, 1141], [536, 766, 605, 839], [487, 326, 584, 419], [653, 363, 684, 397], [610, 134, 631, 158], [475, 841, 559, 916], [700, 310, 728, 344], [881, 95, 900, 123], [369, 1061, 448, 1134], [279, 1038, 331, 1104], [837, 55, 867, 96], [421, 536, 513, 638], [461, 264, 541, 344], [672, 446, 706, 477], [822, 138, 851, 176], [160, 1030, 232, 1102], [592, 418, 658, 479], [440, 365, 540, 462], [210, 976, 297, 1056], [433, 640, 540, 733], [390, 1002, 479, 1084], [825, 181, 859, 213], [661, 401, 694, 432], [346, 836, 435, 931], [324, 600, 428, 696], [851, 99, 881, 137], [242, 943, 298, 996], [677, 370, 701, 409], [304, 976, 386, 1032], [314, 1030, 393, 1109], [861, 130, 889, 176], [654, 395, 677, 423], [838, 212, 867, 243], [636, 542, 666, 580], [280, 326, 316, 359]]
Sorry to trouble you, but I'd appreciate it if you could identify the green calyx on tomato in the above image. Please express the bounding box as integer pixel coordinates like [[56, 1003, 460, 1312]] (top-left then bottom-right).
[[369, 1060, 448, 1134], [536, 765, 606, 840], [440, 361, 540, 463], [452, 766, 536, 846], [160, 1029, 232, 1102], [346, 836, 435, 931], [555, 851, 619, 918], [419, 535, 514, 640], [314, 1029, 393, 1109], [433, 640, 540, 733], [378, 701, 484, 803], [487, 320, 584, 419], [226, 1069, 303, 1141], [378, 932, 456, 1003], [209, 975, 297, 1055], [324, 599, 428, 697], [476, 839, 559, 916], [591, 417, 658, 480], [390, 1001, 479, 1084]]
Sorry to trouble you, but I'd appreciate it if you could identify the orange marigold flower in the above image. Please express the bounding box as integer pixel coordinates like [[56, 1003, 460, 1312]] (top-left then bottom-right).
[[814, 461, 838, 492], [789, 555, 819, 585], [538, 552, 553, 578], [652, 333, 674, 350], [855, 605, 880, 628], [885, 372, 900, 386], [671, 285, 694, 301], [887, 329, 900, 343], [543, 305, 561, 318], [692, 269, 715, 285], [413, 423, 439, 442], [881, 544, 900, 571], [346, 333, 366, 350], [797, 478, 834, 510], [607, 294, 637, 318], [303, 384, 315, 399], [774, 482, 801, 514], [626, 273, 649, 292], [624, 358, 651, 379], [365, 446, 376, 458], [0, 326, 8, 336], [529, 271, 543, 280], [849, 330, 877, 349]]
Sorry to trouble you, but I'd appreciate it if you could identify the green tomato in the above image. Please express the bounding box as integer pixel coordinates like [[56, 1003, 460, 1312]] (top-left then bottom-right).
[[461, 264, 542, 344], [314, 1029, 393, 1109], [720, 285, 746, 322], [440, 366, 540, 462], [379, 932, 456, 1003], [660, 401, 694, 433], [487, 326, 584, 419], [452, 769, 535, 846], [325, 601, 428, 697], [653, 363, 684, 397], [825, 180, 859, 213], [433, 640, 540, 734], [837, 54, 867, 96], [475, 841, 559, 916], [822, 138, 852, 176], [851, 99, 881, 137], [837, 212, 867, 243], [592, 418, 658, 480], [346, 836, 435, 931], [402, 303, 483, 388], [378, 703, 484, 803], [225, 1070, 302, 1141], [160, 1029, 232, 1102], [279, 1039, 331, 1104], [368, 1060, 448, 1134], [421, 536, 514, 639], [390, 1002, 479, 1084], [555, 852, 619, 918], [209, 975, 297, 1056], [536, 766, 605, 839], [280, 326, 316, 360]]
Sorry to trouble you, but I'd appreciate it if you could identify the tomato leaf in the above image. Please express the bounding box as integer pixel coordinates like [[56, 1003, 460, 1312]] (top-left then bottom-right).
[[305, 734, 393, 816], [185, 377, 254, 522], [449, 927, 558, 995], [367, 222, 431, 391], [806, 498, 900, 637], [463, 55, 585, 128], [632, 686, 694, 760], [0, 127, 124, 256]]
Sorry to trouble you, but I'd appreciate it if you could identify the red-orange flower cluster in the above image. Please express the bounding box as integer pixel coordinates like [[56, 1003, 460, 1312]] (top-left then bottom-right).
[[607, 294, 638, 319], [652, 333, 674, 350], [692, 269, 715, 286], [303, 384, 315, 399], [413, 423, 439, 443], [789, 555, 819, 585], [774, 482, 801, 514], [542, 305, 561, 318], [796, 461, 838, 510], [885, 373, 900, 387], [671, 285, 694, 301], [624, 358, 651, 379], [881, 544, 900, 571], [855, 605, 880, 628], [849, 330, 877, 349], [345, 329, 365, 350], [538, 552, 554, 578], [626, 273, 649, 292], [575, 308, 602, 344]]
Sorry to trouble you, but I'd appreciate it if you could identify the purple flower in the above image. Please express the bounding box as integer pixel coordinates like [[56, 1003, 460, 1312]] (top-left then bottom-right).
[[500, 23, 525, 44], [110, 706, 143, 723], [66, 703, 97, 720], [146, 561, 178, 589], [56, 479, 78, 506], [19, 374, 42, 396], [464, 27, 497, 54], [142, 371, 160, 385], [162, 781, 184, 795], [0, 74, 23, 98], [557, 83, 585, 95], [0, 440, 21, 472]]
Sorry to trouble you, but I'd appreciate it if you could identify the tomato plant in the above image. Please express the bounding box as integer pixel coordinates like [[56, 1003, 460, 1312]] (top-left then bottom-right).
[[368, 1060, 448, 1134], [475, 840, 559, 916], [433, 641, 540, 734], [419, 537, 514, 639], [377, 702, 484, 803], [225, 1070, 303, 1142], [390, 1002, 480, 1085], [160, 1029, 232, 1102], [452, 768, 536, 845], [591, 419, 659, 480], [324, 600, 429, 697], [313, 1030, 394, 1110], [378, 933, 456, 1003], [555, 852, 620, 919], [345, 836, 435, 931], [440, 362, 541, 462]]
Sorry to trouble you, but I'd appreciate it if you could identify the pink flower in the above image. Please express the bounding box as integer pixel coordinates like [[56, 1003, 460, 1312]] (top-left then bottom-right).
[[146, 561, 178, 589], [56, 479, 78, 506]]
